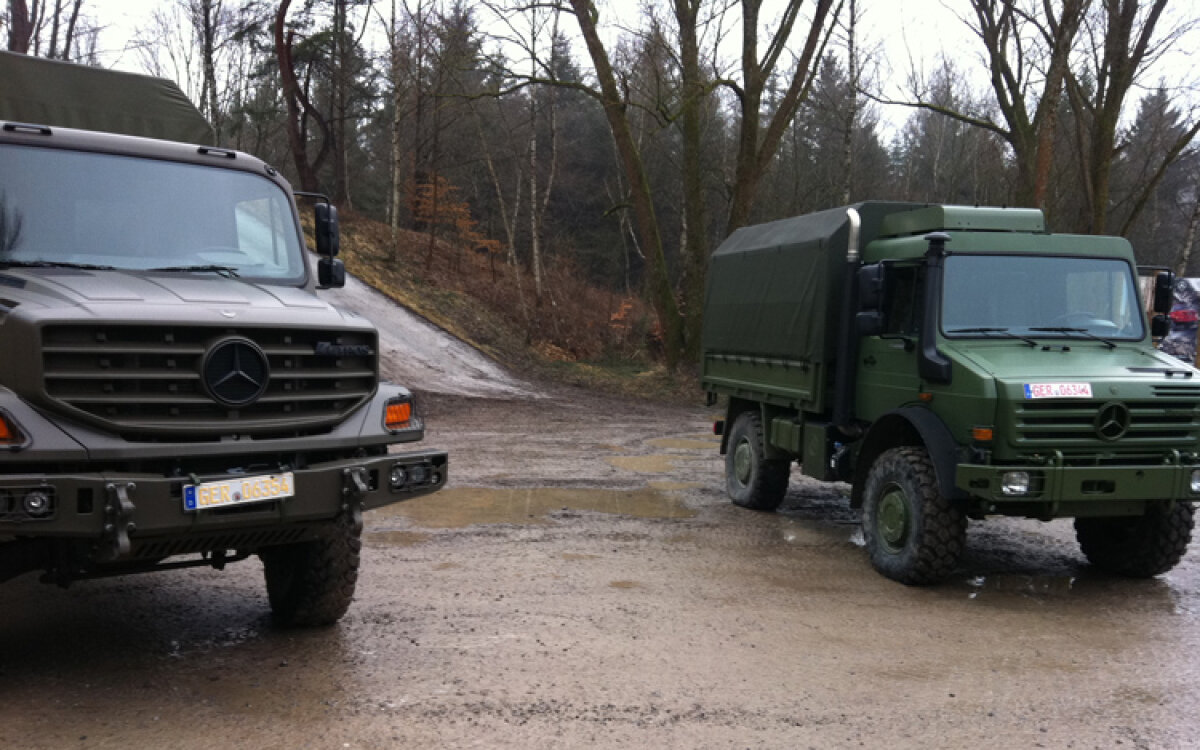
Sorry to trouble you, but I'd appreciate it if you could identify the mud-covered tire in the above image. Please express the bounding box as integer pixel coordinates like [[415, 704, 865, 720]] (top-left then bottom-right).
[[861, 447, 966, 584], [259, 511, 362, 627], [725, 410, 790, 511], [1074, 502, 1194, 577]]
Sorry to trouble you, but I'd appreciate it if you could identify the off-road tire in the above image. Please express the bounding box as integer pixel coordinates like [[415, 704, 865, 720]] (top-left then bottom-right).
[[725, 410, 790, 511], [1074, 502, 1194, 578], [861, 446, 966, 585], [260, 510, 362, 627]]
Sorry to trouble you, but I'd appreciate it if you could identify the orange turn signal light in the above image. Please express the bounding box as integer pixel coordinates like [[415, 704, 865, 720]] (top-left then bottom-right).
[[972, 426, 994, 443], [0, 414, 20, 444], [385, 401, 412, 430]]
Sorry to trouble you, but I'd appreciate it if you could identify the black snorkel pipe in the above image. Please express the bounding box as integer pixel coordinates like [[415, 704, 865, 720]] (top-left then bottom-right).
[[919, 231, 953, 384], [833, 207, 863, 439]]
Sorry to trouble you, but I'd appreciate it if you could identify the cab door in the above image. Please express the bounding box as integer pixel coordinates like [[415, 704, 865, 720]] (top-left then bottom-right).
[[856, 263, 925, 421]]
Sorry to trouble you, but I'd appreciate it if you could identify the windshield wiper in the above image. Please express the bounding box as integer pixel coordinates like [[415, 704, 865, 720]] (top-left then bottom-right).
[[947, 327, 1038, 347], [1030, 326, 1117, 350], [0, 259, 117, 271], [146, 264, 240, 278]]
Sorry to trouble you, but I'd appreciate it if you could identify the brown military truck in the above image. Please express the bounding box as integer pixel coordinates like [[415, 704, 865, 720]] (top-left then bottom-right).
[[0, 52, 447, 625]]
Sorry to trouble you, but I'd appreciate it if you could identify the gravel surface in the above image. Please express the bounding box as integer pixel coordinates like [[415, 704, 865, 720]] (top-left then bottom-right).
[[3, 281, 1199, 749]]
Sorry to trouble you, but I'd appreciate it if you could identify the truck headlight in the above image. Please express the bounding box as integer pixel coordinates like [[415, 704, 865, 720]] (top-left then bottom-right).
[[1001, 471, 1031, 496], [1190, 469, 1200, 494]]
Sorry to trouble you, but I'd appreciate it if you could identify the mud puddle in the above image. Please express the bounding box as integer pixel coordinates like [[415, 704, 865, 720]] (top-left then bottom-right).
[[373, 486, 695, 530]]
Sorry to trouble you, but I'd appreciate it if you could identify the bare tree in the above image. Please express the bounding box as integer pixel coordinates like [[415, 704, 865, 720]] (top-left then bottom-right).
[[274, 0, 331, 192], [1066, 0, 1199, 234], [722, 0, 841, 231], [568, 0, 683, 366]]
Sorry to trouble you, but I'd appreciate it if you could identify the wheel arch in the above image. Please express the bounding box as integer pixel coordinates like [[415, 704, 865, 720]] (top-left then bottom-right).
[[850, 407, 960, 508], [720, 398, 791, 458]]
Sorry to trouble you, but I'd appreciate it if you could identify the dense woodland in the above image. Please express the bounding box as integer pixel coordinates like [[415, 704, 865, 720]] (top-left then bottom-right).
[[4, 0, 1199, 366]]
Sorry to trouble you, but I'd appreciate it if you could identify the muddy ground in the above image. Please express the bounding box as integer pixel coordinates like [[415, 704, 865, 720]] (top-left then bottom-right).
[[2, 383, 1198, 748]]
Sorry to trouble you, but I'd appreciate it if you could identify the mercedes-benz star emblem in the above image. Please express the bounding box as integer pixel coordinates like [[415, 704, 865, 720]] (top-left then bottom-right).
[[1094, 401, 1131, 441], [202, 337, 269, 406]]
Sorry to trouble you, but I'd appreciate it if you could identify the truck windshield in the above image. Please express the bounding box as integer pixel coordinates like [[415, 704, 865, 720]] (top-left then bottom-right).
[[0, 143, 304, 281], [942, 254, 1144, 341]]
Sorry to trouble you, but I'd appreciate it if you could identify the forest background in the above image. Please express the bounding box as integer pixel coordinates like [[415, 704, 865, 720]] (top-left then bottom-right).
[[4, 0, 1200, 370]]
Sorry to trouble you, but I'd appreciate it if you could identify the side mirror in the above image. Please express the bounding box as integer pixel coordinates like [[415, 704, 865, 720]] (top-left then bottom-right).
[[318, 257, 345, 289], [1153, 271, 1175, 315], [857, 263, 886, 311], [856, 263, 888, 336], [315, 203, 340, 257], [1151, 315, 1170, 339]]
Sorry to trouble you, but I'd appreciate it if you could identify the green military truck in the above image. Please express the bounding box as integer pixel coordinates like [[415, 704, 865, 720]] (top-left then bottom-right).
[[703, 201, 1196, 584], [0, 52, 446, 625]]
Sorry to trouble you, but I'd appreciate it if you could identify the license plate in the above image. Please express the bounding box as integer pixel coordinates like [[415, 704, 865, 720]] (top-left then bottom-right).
[[183, 472, 295, 512], [1023, 382, 1093, 399]]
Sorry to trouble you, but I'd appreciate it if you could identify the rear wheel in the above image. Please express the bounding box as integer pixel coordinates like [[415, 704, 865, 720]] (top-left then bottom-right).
[[260, 510, 362, 627], [1074, 502, 1194, 577], [724, 410, 790, 511], [861, 447, 966, 584]]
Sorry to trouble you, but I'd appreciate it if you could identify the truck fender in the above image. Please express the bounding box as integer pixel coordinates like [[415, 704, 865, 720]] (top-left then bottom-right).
[[849, 407, 961, 508]]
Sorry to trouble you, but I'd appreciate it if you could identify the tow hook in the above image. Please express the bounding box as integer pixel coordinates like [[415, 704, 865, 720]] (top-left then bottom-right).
[[342, 466, 369, 500], [101, 482, 137, 561], [342, 467, 368, 532]]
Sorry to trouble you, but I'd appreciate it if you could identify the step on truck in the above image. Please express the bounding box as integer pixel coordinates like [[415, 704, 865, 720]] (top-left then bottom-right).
[[702, 202, 1196, 584], [0, 52, 447, 625]]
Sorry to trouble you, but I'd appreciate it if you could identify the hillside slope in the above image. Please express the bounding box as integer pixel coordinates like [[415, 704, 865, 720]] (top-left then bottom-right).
[[332, 211, 697, 401]]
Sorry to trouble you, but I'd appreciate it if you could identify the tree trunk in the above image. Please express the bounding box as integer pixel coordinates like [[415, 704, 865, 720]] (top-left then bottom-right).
[[1176, 196, 1200, 277], [674, 0, 709, 361], [274, 0, 329, 193], [726, 0, 837, 232], [570, 0, 683, 368], [8, 0, 33, 53]]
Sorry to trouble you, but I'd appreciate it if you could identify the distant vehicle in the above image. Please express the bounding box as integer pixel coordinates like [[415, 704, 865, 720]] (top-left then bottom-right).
[[0, 51, 447, 625], [702, 202, 1195, 584]]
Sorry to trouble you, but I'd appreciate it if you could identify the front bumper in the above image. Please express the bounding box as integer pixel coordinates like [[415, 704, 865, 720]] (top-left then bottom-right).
[[0, 449, 447, 558], [956, 460, 1199, 517]]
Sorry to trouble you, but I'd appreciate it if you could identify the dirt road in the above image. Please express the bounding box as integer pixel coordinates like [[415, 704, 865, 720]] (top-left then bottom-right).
[[2, 380, 1199, 749]]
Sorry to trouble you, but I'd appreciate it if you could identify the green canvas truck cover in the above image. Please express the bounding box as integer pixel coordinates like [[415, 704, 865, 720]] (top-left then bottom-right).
[[702, 201, 920, 364], [0, 51, 213, 143]]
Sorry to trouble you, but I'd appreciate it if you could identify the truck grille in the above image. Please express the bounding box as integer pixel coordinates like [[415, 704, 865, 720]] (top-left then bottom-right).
[[40, 324, 377, 439], [1013, 396, 1200, 451]]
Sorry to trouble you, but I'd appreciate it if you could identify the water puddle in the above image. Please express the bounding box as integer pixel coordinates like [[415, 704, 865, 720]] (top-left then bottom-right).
[[375, 486, 695, 529], [606, 455, 678, 473], [363, 530, 431, 548], [647, 437, 717, 451], [965, 574, 1078, 598], [648, 480, 704, 491]]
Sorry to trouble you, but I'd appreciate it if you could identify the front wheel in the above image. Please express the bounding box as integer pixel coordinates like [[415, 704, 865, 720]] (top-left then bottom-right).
[[259, 510, 362, 627], [724, 410, 790, 511], [1074, 502, 1194, 577], [861, 447, 966, 584]]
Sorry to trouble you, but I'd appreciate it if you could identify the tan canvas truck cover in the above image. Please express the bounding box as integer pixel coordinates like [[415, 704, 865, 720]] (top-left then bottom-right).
[[0, 50, 213, 143]]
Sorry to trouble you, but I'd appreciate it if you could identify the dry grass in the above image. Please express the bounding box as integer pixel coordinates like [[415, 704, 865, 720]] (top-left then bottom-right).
[[330, 211, 698, 402]]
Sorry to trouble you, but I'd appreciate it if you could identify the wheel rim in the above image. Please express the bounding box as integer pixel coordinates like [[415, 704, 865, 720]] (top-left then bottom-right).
[[733, 439, 753, 485], [877, 484, 911, 553]]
